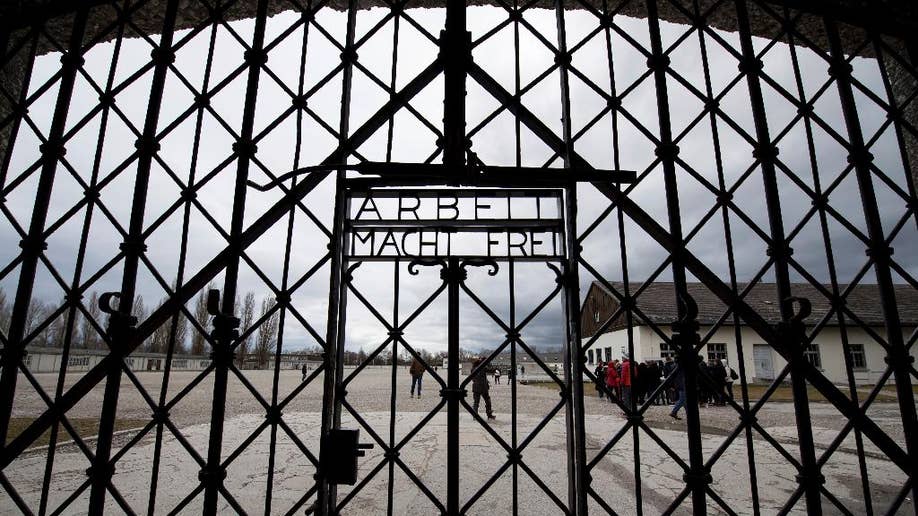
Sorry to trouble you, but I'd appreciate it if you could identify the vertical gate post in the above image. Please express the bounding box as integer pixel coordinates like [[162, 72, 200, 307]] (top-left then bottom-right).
[[87, 1, 180, 511], [316, 185, 349, 515], [553, 0, 588, 511], [444, 257, 463, 516], [317, 0, 358, 512], [0, 6, 87, 450], [441, 0, 468, 506], [644, 0, 708, 512], [733, 1, 823, 512], [777, 298, 824, 511], [671, 296, 710, 511], [442, 0, 468, 172], [200, 0, 269, 511], [825, 18, 918, 505], [201, 290, 239, 515], [87, 294, 136, 514]]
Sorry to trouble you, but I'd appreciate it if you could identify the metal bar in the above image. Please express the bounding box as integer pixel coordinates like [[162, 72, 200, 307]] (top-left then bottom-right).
[[0, 46, 439, 468], [147, 7, 220, 513], [347, 220, 564, 229], [733, 1, 822, 513], [347, 188, 565, 199], [824, 17, 918, 506], [552, 0, 585, 510], [87, 1, 179, 512], [387, 260, 399, 516], [0, 6, 88, 453], [509, 260, 518, 516], [201, 0, 270, 512], [470, 34, 912, 475], [318, 0, 360, 510], [447, 257, 460, 516], [441, 0, 468, 508], [442, 0, 468, 175], [643, 0, 707, 511]]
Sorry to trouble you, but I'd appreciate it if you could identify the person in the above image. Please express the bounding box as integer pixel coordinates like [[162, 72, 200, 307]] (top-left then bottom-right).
[[697, 357, 710, 407], [710, 358, 727, 406], [621, 354, 637, 408], [605, 360, 620, 402], [301, 362, 308, 381], [493, 368, 501, 384], [723, 359, 737, 401], [409, 357, 424, 398], [471, 358, 495, 419], [594, 362, 605, 398], [644, 360, 661, 405], [636, 360, 649, 404], [662, 356, 676, 404], [669, 359, 686, 420]]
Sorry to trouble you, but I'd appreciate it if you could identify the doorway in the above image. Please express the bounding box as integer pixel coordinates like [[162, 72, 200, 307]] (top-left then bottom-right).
[[321, 185, 582, 513]]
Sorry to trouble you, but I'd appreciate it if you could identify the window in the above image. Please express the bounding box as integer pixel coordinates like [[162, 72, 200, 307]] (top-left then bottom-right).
[[848, 344, 866, 370], [587, 349, 594, 364], [707, 343, 727, 362], [173, 359, 187, 369], [23, 354, 32, 367], [804, 344, 821, 368], [660, 342, 677, 360], [593, 310, 600, 323], [68, 356, 90, 367], [604, 347, 612, 362]]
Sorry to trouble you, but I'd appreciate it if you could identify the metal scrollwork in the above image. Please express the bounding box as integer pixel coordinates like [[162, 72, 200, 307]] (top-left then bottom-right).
[[460, 257, 499, 276], [407, 258, 446, 276]]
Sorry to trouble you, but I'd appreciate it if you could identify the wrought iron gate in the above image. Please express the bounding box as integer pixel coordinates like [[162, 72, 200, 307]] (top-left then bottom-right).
[[320, 183, 591, 513], [0, 0, 917, 514]]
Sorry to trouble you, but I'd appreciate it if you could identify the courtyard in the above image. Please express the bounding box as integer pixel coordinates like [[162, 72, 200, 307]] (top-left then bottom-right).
[[4, 368, 912, 514]]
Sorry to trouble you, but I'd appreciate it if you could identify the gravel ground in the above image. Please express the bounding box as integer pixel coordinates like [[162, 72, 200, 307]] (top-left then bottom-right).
[[10, 368, 911, 445], [4, 368, 914, 514]]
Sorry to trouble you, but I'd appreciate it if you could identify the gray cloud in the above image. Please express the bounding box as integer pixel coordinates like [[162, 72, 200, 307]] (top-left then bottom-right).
[[1, 6, 914, 355]]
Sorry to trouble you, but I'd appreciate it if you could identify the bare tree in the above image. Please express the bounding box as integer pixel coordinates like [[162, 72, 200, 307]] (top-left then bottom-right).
[[173, 309, 188, 354], [0, 287, 10, 334], [49, 307, 77, 348], [25, 298, 51, 347], [255, 296, 279, 369], [190, 285, 212, 355], [80, 291, 103, 349], [133, 295, 149, 351], [163, 280, 189, 354], [150, 301, 170, 354], [237, 291, 256, 367]]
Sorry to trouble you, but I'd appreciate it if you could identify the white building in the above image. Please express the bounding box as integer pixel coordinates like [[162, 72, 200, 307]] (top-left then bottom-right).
[[8, 347, 322, 374], [580, 281, 918, 385]]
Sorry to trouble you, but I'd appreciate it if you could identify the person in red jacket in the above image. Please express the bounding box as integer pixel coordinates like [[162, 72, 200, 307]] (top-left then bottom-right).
[[605, 360, 620, 402], [621, 354, 637, 409]]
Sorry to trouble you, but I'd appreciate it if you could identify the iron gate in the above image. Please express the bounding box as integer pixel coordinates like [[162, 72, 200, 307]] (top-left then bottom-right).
[[0, 0, 917, 514], [321, 184, 589, 514]]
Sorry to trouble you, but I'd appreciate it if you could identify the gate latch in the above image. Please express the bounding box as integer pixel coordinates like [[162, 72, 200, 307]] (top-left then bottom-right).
[[321, 429, 374, 485]]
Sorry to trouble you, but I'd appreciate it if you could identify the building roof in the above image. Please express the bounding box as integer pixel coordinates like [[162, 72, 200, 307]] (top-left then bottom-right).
[[589, 281, 918, 330]]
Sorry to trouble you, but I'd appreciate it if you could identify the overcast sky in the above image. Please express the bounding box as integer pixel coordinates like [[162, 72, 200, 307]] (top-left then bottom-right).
[[1, 5, 915, 355]]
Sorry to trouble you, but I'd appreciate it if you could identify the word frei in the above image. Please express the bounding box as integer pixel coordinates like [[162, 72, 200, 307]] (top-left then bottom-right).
[[345, 189, 566, 258]]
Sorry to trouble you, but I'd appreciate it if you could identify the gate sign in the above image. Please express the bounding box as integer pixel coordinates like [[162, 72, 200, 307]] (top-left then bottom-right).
[[345, 188, 566, 259]]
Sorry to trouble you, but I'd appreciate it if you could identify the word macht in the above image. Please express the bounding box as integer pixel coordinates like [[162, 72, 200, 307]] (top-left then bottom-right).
[[345, 189, 566, 258]]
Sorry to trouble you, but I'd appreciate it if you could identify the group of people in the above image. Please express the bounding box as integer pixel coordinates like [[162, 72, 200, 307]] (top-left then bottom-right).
[[408, 357, 496, 420], [593, 355, 737, 419]]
